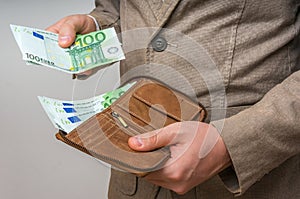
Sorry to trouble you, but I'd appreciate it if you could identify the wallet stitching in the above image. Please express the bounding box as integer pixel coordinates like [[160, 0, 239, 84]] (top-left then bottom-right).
[[76, 115, 111, 143], [79, 122, 108, 143], [88, 125, 120, 150], [85, 123, 118, 149], [67, 114, 111, 143]]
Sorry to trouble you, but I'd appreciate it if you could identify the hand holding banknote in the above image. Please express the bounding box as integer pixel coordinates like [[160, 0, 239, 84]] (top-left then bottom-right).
[[46, 14, 98, 76], [46, 14, 96, 48], [11, 15, 124, 75]]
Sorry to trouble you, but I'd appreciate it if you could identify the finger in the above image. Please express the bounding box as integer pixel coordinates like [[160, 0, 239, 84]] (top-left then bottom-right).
[[45, 20, 63, 33], [45, 25, 60, 34], [128, 123, 180, 151]]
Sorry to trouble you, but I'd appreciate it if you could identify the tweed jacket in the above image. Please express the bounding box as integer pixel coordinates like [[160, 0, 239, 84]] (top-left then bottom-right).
[[90, 0, 300, 198]]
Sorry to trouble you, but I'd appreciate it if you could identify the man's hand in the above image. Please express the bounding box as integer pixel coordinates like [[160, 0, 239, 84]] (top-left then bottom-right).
[[46, 14, 97, 77], [46, 14, 96, 48], [128, 121, 231, 195]]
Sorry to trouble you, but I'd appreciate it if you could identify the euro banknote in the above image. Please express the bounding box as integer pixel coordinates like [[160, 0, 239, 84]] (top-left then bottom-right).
[[38, 82, 135, 133], [10, 24, 125, 74]]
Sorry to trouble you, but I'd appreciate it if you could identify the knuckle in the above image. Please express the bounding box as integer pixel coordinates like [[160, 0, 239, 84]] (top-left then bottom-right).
[[172, 186, 189, 195], [150, 134, 158, 146], [170, 122, 181, 129], [169, 172, 184, 182]]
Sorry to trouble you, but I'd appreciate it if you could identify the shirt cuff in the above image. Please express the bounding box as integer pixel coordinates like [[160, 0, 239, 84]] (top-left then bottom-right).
[[87, 14, 101, 30]]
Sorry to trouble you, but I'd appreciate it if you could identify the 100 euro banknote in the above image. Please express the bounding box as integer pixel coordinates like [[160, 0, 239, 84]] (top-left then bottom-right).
[[10, 24, 125, 74], [38, 82, 135, 133]]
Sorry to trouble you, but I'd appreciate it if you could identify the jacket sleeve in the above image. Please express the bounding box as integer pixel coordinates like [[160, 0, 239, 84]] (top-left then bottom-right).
[[89, 0, 120, 31], [212, 70, 300, 195]]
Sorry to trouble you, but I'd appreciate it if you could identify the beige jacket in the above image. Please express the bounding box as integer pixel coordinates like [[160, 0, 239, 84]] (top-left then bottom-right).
[[90, 0, 300, 198]]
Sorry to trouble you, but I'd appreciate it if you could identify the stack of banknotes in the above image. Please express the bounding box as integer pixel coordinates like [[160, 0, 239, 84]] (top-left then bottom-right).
[[10, 24, 125, 74], [38, 82, 135, 133]]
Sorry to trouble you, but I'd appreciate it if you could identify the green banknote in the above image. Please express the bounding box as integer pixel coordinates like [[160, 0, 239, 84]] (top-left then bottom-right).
[[10, 24, 125, 74], [38, 82, 135, 133]]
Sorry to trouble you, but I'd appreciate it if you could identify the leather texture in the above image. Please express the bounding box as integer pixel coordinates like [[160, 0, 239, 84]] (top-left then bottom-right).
[[56, 78, 206, 174]]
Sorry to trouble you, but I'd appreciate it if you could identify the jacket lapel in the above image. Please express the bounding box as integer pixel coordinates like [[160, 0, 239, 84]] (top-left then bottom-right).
[[145, 0, 181, 41], [147, 0, 181, 28], [129, 0, 181, 39]]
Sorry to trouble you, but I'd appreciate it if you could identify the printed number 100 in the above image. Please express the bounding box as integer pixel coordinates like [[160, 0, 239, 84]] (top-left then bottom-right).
[[75, 32, 106, 47]]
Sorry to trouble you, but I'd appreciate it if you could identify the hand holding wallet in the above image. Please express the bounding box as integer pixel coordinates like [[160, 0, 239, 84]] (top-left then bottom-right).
[[56, 78, 206, 175]]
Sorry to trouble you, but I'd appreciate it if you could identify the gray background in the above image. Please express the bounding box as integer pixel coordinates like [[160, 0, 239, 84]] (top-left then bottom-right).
[[0, 1, 119, 198]]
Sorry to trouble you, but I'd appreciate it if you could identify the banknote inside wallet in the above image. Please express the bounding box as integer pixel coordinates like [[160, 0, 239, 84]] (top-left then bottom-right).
[[55, 78, 206, 175]]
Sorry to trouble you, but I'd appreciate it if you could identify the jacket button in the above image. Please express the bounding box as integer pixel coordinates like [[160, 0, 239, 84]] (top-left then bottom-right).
[[151, 36, 167, 52]]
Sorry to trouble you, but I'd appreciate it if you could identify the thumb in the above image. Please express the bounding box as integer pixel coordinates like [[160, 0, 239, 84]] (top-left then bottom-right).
[[57, 23, 77, 48], [46, 15, 96, 48], [128, 125, 177, 151], [46, 18, 77, 48]]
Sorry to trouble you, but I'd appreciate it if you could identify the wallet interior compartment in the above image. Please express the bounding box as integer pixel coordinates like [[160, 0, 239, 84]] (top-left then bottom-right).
[[65, 113, 119, 149], [132, 81, 204, 121], [117, 96, 179, 130], [66, 114, 113, 145], [65, 108, 141, 154], [109, 105, 155, 134], [116, 80, 198, 130]]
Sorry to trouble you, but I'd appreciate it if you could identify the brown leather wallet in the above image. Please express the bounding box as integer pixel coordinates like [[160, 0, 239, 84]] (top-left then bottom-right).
[[55, 78, 206, 175]]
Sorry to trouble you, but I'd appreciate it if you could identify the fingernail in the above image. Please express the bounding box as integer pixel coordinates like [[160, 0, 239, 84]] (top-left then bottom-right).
[[59, 35, 71, 44], [133, 136, 143, 147]]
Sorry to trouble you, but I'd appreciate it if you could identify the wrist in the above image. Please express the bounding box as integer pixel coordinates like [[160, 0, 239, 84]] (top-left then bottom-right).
[[87, 14, 100, 30]]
